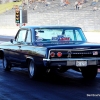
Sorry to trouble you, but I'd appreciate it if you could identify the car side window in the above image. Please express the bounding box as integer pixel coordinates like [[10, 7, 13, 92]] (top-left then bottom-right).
[[75, 30, 82, 41], [26, 30, 31, 43], [64, 30, 74, 40], [16, 30, 27, 42]]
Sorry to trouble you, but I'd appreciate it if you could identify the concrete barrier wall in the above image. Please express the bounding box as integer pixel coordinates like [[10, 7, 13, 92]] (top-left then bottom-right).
[[0, 11, 100, 31]]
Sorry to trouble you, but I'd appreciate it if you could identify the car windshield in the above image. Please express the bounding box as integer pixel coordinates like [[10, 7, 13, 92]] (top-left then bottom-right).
[[34, 28, 86, 42]]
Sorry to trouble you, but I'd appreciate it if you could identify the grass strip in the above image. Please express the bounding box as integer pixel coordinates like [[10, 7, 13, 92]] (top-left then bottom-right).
[[0, 1, 22, 14]]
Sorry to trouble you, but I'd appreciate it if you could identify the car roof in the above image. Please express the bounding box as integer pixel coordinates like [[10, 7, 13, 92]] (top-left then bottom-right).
[[21, 25, 82, 29]]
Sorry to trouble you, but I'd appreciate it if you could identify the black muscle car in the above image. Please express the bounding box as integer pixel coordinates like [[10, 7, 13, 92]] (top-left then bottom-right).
[[0, 25, 100, 79]]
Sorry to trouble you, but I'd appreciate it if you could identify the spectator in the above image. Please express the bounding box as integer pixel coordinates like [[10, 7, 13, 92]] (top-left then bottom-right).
[[22, 0, 27, 7], [65, 0, 70, 5], [82, 0, 88, 3], [75, 0, 78, 10], [60, 0, 70, 6], [79, 3, 83, 9], [33, 5, 37, 10], [93, 6, 98, 11], [45, 0, 51, 6], [75, 0, 82, 10], [60, 0, 64, 6], [91, 0, 97, 6]]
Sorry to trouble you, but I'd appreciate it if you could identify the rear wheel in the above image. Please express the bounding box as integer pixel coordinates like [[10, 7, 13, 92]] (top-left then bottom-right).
[[3, 56, 11, 71], [28, 60, 41, 79], [81, 67, 98, 79]]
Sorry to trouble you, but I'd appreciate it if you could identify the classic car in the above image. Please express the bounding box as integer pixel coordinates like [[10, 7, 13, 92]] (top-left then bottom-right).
[[0, 25, 100, 79]]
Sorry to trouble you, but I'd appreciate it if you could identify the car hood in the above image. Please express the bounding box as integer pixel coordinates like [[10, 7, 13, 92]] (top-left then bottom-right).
[[36, 41, 100, 49]]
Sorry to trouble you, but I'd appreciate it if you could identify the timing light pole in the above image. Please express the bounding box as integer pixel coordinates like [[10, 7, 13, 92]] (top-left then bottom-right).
[[15, 5, 27, 28], [19, 5, 23, 28]]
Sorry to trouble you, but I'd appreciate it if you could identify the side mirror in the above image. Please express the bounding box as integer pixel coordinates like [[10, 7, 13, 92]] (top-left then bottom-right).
[[10, 39, 13, 43]]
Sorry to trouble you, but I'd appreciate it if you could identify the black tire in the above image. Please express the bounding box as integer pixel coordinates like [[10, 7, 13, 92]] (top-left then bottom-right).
[[81, 67, 98, 79], [3, 56, 11, 71], [28, 60, 40, 79]]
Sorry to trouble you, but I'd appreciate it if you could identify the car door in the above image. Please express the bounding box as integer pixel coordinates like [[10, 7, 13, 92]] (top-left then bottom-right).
[[9, 29, 27, 66], [16, 29, 33, 67]]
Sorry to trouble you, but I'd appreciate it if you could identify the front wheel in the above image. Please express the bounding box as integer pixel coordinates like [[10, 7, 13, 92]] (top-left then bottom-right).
[[3, 57, 11, 71], [81, 67, 98, 79]]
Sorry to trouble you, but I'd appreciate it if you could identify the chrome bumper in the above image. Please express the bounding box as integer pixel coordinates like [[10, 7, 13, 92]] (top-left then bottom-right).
[[43, 58, 100, 61], [43, 58, 100, 67]]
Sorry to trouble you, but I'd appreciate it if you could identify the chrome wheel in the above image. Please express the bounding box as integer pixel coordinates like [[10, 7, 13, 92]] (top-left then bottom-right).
[[3, 57, 7, 69], [28, 59, 44, 79], [3, 57, 11, 71], [29, 60, 35, 77]]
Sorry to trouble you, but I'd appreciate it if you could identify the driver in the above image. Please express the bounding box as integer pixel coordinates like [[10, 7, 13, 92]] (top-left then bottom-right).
[[35, 31, 43, 41]]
